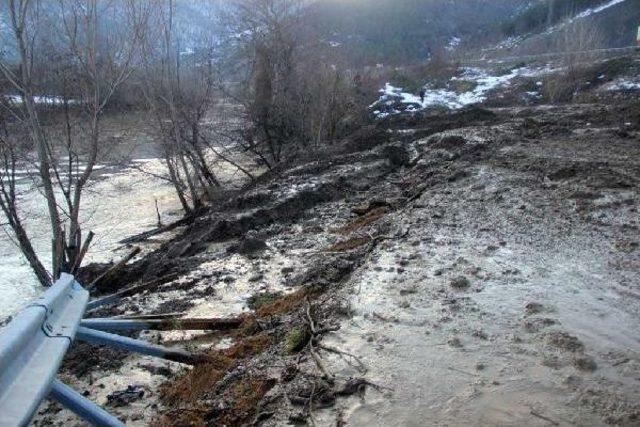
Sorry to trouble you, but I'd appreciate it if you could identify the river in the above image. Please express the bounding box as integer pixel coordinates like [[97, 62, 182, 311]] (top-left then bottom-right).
[[0, 157, 181, 321]]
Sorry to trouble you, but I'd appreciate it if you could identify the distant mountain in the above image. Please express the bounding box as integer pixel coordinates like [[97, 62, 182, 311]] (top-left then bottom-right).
[[303, 0, 531, 65], [486, 0, 640, 57]]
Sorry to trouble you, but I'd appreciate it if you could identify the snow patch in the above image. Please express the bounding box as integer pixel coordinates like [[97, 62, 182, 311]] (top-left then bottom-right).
[[602, 78, 640, 91], [371, 65, 556, 118]]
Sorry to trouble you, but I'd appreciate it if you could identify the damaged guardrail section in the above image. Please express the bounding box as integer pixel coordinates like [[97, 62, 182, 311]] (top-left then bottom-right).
[[0, 273, 211, 426], [0, 274, 88, 426]]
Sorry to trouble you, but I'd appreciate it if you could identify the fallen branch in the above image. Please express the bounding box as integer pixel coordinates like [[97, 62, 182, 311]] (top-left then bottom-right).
[[530, 410, 559, 426], [71, 231, 95, 274], [87, 246, 141, 291], [80, 316, 245, 332], [118, 213, 200, 245], [308, 343, 333, 380], [86, 273, 178, 309], [318, 344, 367, 373]]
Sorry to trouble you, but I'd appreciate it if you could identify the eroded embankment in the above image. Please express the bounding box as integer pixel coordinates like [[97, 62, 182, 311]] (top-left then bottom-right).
[[35, 100, 640, 426]]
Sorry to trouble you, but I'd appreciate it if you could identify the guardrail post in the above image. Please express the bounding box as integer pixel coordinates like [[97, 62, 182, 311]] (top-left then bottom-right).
[[77, 326, 204, 365], [49, 379, 125, 427]]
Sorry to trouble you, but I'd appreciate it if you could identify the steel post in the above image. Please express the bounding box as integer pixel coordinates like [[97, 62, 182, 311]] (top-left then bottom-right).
[[49, 379, 124, 427], [80, 317, 243, 332], [76, 326, 202, 365]]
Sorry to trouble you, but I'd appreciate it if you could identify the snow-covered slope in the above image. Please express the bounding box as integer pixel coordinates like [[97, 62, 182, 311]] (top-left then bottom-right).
[[370, 65, 555, 118], [487, 0, 638, 57]]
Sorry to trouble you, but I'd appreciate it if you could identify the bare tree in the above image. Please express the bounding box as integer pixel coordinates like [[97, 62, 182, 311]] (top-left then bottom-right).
[[140, 0, 257, 214], [0, 0, 148, 284], [221, 0, 361, 168]]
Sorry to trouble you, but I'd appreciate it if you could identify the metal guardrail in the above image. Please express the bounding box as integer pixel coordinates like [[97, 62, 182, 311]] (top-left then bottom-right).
[[0, 274, 205, 426]]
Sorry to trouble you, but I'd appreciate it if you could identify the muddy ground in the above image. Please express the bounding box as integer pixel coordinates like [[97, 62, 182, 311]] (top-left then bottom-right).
[[33, 79, 640, 425]]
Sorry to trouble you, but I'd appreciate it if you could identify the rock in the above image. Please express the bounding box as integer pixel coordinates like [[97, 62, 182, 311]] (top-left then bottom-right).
[[399, 286, 418, 295], [450, 276, 470, 289], [106, 385, 145, 407], [431, 134, 467, 150]]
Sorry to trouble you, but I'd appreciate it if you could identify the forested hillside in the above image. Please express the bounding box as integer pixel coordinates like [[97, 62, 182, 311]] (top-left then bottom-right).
[[304, 0, 530, 65]]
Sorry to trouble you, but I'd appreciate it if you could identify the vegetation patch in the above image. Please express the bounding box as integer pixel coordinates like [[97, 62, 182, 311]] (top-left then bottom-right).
[[285, 326, 312, 354], [247, 292, 283, 311]]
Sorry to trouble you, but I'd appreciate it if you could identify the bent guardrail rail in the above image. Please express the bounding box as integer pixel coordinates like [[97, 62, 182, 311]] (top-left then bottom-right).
[[0, 273, 207, 426]]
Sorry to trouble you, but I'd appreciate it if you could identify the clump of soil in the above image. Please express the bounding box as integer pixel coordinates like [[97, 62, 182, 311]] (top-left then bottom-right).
[[431, 134, 467, 150], [450, 276, 470, 289], [573, 355, 598, 372], [161, 334, 273, 407], [215, 377, 277, 426], [228, 236, 268, 257], [383, 143, 412, 167], [545, 331, 585, 352], [524, 301, 544, 315], [63, 342, 130, 378], [352, 199, 391, 216]]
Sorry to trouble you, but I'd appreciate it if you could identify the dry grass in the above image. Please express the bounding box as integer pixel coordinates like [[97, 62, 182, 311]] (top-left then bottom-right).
[[160, 335, 272, 405], [256, 288, 310, 318], [216, 377, 277, 426], [326, 237, 371, 252], [334, 206, 389, 234], [158, 288, 324, 426]]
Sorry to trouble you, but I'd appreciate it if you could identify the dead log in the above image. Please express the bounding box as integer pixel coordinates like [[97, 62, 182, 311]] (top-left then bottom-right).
[[87, 247, 141, 291]]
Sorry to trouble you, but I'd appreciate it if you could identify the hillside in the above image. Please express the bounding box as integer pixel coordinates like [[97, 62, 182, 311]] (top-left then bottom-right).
[[304, 0, 530, 65], [485, 0, 640, 58], [1, 2, 640, 426], [29, 52, 640, 426]]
